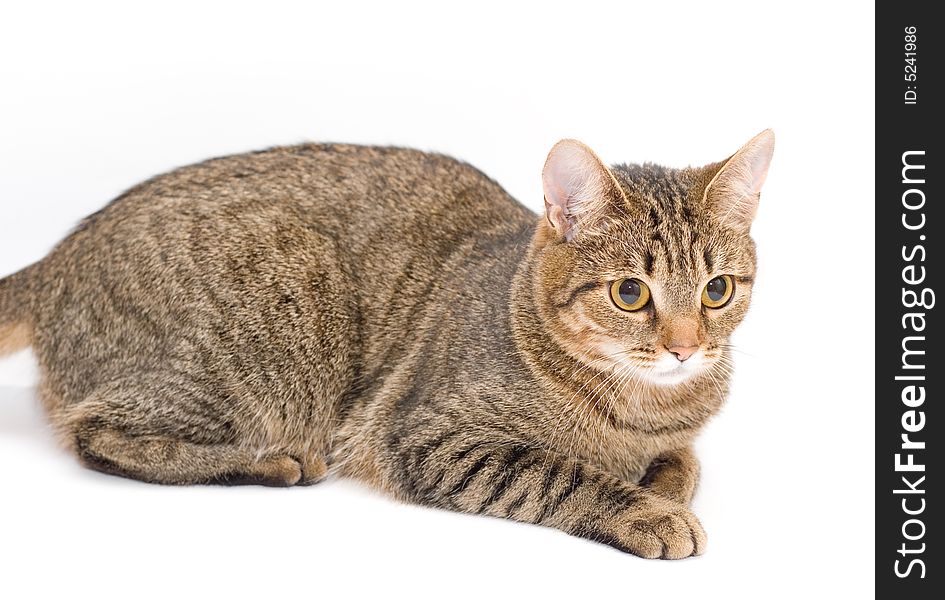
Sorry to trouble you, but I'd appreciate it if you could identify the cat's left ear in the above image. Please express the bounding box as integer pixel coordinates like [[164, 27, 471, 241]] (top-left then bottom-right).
[[704, 129, 775, 231], [542, 139, 625, 242]]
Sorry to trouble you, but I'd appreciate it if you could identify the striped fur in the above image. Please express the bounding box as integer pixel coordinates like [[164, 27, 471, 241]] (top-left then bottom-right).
[[0, 132, 772, 558]]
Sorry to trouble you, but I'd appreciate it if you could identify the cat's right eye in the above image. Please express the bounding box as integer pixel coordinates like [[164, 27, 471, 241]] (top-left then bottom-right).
[[610, 278, 650, 311], [702, 275, 734, 308]]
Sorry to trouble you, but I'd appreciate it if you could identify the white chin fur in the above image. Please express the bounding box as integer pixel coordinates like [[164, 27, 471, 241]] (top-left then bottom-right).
[[643, 351, 706, 387]]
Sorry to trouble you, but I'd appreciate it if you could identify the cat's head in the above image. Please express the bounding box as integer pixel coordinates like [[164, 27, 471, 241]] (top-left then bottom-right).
[[532, 130, 773, 388]]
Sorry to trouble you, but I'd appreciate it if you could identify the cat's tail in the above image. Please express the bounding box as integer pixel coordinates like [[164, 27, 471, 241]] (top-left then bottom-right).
[[0, 264, 37, 358]]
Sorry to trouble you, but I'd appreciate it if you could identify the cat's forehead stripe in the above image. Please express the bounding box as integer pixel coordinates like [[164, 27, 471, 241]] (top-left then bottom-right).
[[646, 199, 700, 278]]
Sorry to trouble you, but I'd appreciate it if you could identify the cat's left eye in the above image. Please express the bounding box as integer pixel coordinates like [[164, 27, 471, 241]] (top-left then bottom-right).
[[610, 278, 650, 311], [702, 275, 734, 308]]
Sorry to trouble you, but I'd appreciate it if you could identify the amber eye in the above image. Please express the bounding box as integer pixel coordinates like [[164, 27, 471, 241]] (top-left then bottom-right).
[[610, 278, 650, 311], [702, 275, 734, 308]]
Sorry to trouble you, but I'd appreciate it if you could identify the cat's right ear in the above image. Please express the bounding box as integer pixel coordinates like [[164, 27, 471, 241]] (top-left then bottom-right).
[[542, 140, 623, 242], [703, 129, 775, 232]]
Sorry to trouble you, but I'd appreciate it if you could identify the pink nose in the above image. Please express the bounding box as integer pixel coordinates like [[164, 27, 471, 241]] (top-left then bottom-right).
[[667, 345, 699, 362]]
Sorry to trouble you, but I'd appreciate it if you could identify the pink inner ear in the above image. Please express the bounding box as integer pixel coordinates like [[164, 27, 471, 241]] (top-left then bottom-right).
[[544, 201, 567, 231], [541, 140, 610, 240], [743, 132, 774, 197], [706, 130, 775, 229]]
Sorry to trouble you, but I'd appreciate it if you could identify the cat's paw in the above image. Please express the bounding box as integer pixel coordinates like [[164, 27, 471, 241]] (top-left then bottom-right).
[[623, 500, 706, 559], [638, 450, 699, 506], [640, 472, 695, 506], [579, 494, 706, 559], [298, 455, 329, 485], [247, 455, 304, 486], [223, 454, 329, 487]]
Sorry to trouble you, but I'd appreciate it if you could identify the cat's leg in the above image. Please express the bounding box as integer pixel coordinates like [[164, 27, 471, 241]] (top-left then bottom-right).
[[639, 447, 700, 506], [398, 438, 706, 559], [77, 430, 305, 486], [57, 384, 322, 486]]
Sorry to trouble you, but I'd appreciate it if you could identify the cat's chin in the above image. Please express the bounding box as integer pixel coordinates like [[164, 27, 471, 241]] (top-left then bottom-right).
[[643, 366, 698, 387], [642, 353, 706, 387]]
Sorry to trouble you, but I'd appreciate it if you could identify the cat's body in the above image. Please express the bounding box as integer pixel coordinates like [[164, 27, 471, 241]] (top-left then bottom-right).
[[0, 133, 773, 558]]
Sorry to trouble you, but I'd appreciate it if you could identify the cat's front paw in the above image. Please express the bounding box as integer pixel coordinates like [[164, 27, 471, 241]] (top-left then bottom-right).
[[577, 494, 706, 559], [638, 449, 699, 506], [639, 468, 695, 506]]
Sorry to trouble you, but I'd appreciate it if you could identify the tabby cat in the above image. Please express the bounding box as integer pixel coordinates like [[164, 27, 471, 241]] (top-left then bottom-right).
[[0, 130, 773, 558]]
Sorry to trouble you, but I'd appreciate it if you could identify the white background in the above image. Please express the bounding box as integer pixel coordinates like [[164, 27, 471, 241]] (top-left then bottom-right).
[[0, 1, 874, 598]]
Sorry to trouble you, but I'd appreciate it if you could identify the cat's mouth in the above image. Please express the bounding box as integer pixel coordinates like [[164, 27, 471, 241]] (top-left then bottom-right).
[[584, 339, 708, 387], [643, 351, 706, 386]]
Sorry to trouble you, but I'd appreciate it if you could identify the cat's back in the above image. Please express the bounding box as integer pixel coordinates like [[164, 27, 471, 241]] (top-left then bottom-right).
[[74, 143, 533, 247], [28, 143, 536, 407], [37, 142, 537, 303]]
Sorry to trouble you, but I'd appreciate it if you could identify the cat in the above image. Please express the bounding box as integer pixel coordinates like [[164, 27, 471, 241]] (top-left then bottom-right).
[[0, 130, 773, 558]]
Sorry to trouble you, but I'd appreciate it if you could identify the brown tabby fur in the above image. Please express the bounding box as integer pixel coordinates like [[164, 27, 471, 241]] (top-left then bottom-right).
[[0, 133, 773, 558]]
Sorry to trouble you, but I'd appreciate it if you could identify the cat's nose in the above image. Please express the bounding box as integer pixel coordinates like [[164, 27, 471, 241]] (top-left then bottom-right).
[[667, 344, 699, 362]]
